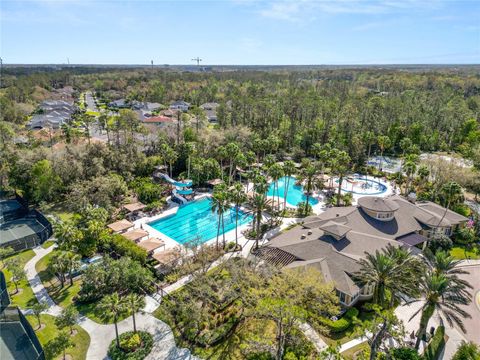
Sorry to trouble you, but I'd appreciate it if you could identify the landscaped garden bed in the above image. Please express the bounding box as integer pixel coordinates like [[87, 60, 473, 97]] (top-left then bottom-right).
[[3, 249, 38, 309], [108, 331, 153, 360]]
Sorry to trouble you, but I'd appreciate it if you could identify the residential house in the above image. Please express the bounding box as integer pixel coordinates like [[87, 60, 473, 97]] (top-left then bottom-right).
[[141, 115, 176, 129], [132, 101, 162, 112], [28, 100, 76, 129], [169, 100, 190, 112], [108, 98, 129, 108], [254, 195, 468, 307], [200, 102, 219, 123]]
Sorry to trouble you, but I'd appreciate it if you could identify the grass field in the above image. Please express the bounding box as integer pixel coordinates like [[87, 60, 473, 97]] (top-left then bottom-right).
[[3, 249, 38, 309], [341, 342, 369, 360], [26, 314, 90, 360], [450, 245, 480, 260], [41, 201, 75, 223], [42, 241, 55, 249]]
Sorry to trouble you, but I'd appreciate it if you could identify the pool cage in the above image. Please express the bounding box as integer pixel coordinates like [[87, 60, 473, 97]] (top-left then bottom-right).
[[0, 272, 45, 360]]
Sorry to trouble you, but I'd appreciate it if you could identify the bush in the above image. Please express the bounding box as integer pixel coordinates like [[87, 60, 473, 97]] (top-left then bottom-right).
[[391, 347, 421, 360], [423, 326, 445, 360], [108, 331, 153, 360], [105, 234, 147, 264], [344, 307, 359, 319], [319, 308, 358, 333]]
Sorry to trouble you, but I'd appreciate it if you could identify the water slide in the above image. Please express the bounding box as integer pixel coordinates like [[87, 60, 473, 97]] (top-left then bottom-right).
[[172, 189, 188, 204], [159, 173, 192, 187]]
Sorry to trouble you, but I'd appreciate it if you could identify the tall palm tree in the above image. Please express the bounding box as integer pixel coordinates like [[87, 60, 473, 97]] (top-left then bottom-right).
[[211, 185, 229, 249], [356, 245, 421, 308], [403, 160, 417, 196], [249, 193, 270, 250], [437, 182, 463, 229], [65, 252, 81, 286], [412, 271, 471, 350], [125, 293, 145, 333], [230, 182, 247, 248], [377, 135, 391, 171], [425, 251, 472, 289], [268, 163, 284, 212], [297, 165, 318, 216], [282, 160, 296, 211], [97, 293, 127, 348], [331, 150, 351, 207]]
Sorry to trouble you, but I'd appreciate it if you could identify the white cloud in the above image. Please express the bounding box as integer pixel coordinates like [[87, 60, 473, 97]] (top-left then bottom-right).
[[257, 0, 444, 21]]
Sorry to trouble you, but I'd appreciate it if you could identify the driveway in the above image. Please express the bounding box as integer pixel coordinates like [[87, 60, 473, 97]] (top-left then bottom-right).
[[456, 264, 480, 344]]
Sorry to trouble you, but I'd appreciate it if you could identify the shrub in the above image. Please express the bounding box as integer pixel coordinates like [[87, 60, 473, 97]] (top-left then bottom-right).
[[105, 234, 147, 264], [108, 331, 153, 360], [423, 326, 446, 360], [391, 347, 421, 360], [344, 307, 359, 319]]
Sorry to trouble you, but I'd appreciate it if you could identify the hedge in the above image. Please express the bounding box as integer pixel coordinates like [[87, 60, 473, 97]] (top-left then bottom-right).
[[423, 326, 445, 360], [320, 307, 359, 333], [106, 234, 147, 264]]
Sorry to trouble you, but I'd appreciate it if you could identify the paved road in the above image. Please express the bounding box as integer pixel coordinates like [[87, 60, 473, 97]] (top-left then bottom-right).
[[85, 91, 98, 112]]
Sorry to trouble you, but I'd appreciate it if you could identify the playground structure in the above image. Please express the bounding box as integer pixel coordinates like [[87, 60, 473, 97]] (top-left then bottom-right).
[[157, 173, 194, 204], [336, 174, 387, 196]]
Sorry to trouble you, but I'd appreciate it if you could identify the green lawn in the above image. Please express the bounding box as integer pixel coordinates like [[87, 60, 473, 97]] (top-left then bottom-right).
[[450, 245, 480, 260], [42, 241, 56, 249], [41, 201, 75, 223], [341, 342, 370, 360], [85, 110, 100, 117], [35, 249, 127, 324], [3, 249, 38, 309], [26, 314, 90, 360]]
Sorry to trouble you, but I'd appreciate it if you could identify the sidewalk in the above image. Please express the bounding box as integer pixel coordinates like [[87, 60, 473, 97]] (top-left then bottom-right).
[[24, 245, 198, 360]]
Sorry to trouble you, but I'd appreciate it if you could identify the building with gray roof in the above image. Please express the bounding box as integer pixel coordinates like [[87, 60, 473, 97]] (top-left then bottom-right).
[[255, 195, 468, 307]]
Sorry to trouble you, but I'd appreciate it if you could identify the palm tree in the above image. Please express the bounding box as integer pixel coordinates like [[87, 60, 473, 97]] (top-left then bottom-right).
[[297, 165, 317, 216], [97, 293, 127, 348], [403, 160, 417, 196], [282, 160, 296, 211], [425, 251, 472, 288], [125, 293, 145, 333], [412, 271, 471, 350], [268, 163, 284, 212], [377, 135, 391, 171], [249, 193, 270, 250], [364, 131, 376, 160], [436, 182, 463, 229], [332, 150, 351, 207], [184, 142, 196, 179], [211, 185, 229, 249], [65, 252, 81, 286], [230, 182, 247, 249], [356, 245, 422, 308]]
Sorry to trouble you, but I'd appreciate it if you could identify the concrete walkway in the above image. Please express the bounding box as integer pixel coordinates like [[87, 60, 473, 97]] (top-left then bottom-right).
[[24, 245, 199, 360], [298, 322, 328, 353]]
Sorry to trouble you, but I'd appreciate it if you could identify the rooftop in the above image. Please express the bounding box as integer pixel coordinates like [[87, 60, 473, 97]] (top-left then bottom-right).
[[107, 219, 134, 233]]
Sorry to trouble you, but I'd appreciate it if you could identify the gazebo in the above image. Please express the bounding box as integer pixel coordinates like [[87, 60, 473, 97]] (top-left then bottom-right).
[[122, 229, 149, 243], [107, 219, 134, 234]]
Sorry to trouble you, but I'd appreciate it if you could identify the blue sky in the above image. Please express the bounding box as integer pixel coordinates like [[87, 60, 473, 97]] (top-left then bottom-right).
[[1, 0, 479, 65]]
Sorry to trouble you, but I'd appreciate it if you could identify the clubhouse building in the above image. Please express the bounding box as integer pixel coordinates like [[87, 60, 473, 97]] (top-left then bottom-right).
[[255, 195, 468, 307]]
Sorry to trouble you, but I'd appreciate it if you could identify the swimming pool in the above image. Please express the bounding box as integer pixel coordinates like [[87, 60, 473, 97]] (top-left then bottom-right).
[[267, 176, 319, 207], [336, 175, 387, 195], [148, 197, 253, 245]]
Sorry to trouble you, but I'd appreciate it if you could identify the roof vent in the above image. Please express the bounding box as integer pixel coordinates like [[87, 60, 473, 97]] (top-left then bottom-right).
[[336, 214, 339, 217], [301, 234, 306, 239], [307, 230, 313, 235]]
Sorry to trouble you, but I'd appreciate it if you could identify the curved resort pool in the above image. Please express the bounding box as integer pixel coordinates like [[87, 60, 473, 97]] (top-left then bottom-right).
[[148, 197, 253, 245], [337, 176, 387, 195], [267, 176, 319, 207]]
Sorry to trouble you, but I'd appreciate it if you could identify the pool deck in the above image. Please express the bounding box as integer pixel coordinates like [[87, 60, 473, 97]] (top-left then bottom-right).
[[133, 193, 255, 252]]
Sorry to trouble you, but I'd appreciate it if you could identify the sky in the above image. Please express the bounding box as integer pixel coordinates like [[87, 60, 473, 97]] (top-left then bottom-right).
[[1, 0, 479, 65]]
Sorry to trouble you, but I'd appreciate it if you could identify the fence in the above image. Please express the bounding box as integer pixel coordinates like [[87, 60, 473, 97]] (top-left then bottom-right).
[[0, 306, 45, 360]]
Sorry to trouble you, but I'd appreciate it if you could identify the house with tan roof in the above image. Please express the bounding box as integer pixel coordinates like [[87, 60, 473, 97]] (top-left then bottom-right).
[[255, 195, 468, 307]]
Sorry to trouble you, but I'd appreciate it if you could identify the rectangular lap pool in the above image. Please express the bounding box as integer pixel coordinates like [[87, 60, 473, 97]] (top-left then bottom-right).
[[148, 197, 253, 245]]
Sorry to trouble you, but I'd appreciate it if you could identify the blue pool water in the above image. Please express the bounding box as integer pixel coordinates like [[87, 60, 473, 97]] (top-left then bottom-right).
[[148, 197, 253, 245], [267, 176, 319, 206]]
